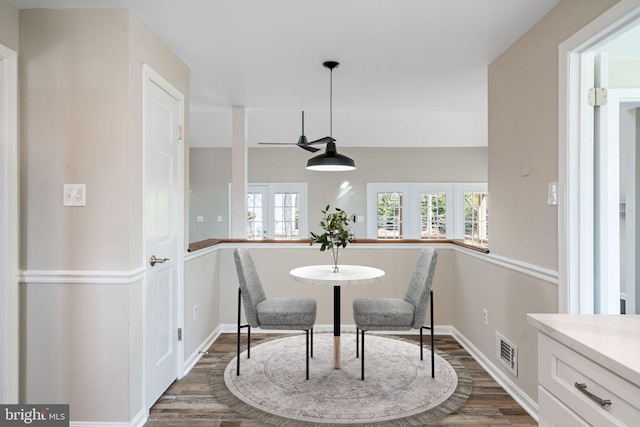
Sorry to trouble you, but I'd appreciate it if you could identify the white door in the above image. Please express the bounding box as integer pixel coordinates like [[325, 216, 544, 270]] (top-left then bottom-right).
[[145, 70, 183, 407]]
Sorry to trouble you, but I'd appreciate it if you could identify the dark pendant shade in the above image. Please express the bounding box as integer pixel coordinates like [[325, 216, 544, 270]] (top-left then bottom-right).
[[306, 141, 356, 171]]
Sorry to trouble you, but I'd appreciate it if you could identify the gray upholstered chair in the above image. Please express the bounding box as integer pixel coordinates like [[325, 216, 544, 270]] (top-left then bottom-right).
[[353, 248, 437, 380], [234, 247, 317, 380]]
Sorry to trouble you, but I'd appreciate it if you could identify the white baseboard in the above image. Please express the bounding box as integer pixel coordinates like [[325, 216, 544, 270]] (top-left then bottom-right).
[[451, 327, 539, 422], [129, 408, 146, 427], [70, 408, 146, 427], [183, 326, 221, 374], [70, 422, 129, 427]]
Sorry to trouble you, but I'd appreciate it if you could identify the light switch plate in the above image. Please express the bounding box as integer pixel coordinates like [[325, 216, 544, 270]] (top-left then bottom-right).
[[196, 216, 204, 223], [63, 184, 86, 206], [548, 182, 558, 206]]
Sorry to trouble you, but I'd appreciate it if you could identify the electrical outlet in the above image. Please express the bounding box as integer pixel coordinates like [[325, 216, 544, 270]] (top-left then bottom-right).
[[482, 308, 488, 326], [193, 305, 198, 321]]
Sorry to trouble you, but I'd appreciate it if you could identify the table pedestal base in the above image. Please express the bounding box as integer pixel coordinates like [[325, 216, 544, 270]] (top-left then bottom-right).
[[289, 265, 385, 371]]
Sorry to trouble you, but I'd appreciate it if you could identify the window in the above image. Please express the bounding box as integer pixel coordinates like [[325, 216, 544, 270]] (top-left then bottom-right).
[[377, 192, 403, 239], [421, 192, 447, 239], [245, 183, 307, 240], [273, 192, 300, 239], [367, 183, 487, 244], [464, 191, 488, 244]]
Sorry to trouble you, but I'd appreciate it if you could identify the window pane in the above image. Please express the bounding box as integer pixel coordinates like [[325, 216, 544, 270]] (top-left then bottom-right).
[[464, 192, 489, 244], [273, 192, 299, 239], [377, 192, 403, 239], [421, 192, 447, 239], [247, 192, 264, 240]]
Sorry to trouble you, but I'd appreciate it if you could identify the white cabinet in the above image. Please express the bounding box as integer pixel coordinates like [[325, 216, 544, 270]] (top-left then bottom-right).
[[528, 314, 640, 427]]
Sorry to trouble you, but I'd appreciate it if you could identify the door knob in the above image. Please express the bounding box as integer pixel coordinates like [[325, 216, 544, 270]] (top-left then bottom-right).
[[150, 255, 169, 266]]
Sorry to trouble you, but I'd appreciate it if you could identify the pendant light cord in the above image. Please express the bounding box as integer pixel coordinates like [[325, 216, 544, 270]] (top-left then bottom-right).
[[329, 67, 333, 138]]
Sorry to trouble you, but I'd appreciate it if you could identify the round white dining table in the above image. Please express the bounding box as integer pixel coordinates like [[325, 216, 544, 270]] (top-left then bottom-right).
[[289, 264, 385, 369]]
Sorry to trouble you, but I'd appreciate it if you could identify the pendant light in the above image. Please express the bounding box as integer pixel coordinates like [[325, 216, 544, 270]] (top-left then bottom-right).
[[306, 61, 356, 171]]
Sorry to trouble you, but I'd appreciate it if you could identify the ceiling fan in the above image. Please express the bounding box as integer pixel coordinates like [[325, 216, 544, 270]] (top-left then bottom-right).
[[258, 111, 334, 153]]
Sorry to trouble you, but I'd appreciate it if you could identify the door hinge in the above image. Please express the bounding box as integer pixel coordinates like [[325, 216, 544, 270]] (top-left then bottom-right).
[[178, 328, 182, 341], [588, 87, 608, 106], [177, 125, 183, 140]]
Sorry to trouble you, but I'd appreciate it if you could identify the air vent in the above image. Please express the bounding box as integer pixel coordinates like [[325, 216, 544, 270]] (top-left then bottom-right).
[[496, 332, 518, 377]]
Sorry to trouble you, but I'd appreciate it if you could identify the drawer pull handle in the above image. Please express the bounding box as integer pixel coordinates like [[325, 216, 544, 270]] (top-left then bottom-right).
[[575, 382, 611, 407]]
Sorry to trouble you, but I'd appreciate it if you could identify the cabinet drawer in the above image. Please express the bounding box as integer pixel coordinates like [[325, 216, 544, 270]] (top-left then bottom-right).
[[539, 334, 640, 427], [539, 386, 590, 427]]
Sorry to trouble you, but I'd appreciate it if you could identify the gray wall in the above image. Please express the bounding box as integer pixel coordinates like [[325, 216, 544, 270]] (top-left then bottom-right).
[[189, 146, 488, 242], [487, 0, 619, 270], [217, 245, 454, 327], [0, 0, 18, 51], [184, 249, 220, 360], [189, 147, 232, 242]]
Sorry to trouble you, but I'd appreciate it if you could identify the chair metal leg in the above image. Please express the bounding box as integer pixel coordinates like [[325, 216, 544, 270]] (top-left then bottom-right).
[[419, 289, 435, 378], [311, 328, 314, 358], [361, 330, 365, 380], [430, 288, 434, 378], [237, 287, 251, 376], [306, 329, 310, 380], [237, 288, 241, 376], [356, 327, 360, 358]]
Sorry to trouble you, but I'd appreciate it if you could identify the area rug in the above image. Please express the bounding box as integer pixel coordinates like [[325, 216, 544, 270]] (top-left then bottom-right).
[[210, 333, 471, 426]]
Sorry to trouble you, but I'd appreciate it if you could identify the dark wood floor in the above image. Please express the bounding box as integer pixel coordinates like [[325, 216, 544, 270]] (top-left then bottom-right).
[[145, 334, 537, 426]]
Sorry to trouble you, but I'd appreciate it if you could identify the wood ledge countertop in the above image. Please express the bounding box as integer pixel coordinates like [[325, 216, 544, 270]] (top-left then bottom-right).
[[188, 238, 489, 254]]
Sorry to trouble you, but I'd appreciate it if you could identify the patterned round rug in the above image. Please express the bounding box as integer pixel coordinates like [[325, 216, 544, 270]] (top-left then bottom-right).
[[210, 333, 471, 426]]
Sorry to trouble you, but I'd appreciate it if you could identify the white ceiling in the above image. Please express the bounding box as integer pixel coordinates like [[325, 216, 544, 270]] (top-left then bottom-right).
[[10, 0, 563, 148]]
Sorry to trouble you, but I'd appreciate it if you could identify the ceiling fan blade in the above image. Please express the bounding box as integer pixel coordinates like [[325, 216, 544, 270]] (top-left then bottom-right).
[[259, 111, 324, 152], [307, 136, 335, 145], [298, 145, 320, 153]]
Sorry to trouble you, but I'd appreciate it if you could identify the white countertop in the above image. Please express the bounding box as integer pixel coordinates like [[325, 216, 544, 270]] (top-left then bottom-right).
[[290, 264, 385, 286], [527, 313, 640, 386]]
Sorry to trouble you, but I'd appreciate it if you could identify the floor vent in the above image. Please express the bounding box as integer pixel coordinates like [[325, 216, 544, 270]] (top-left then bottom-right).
[[495, 332, 518, 377]]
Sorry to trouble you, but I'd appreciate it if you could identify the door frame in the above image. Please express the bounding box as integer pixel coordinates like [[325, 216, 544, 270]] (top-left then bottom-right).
[[142, 64, 185, 411], [0, 42, 18, 403], [559, 0, 640, 313]]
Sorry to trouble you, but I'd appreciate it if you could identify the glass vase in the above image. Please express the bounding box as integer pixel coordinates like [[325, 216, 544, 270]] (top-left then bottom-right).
[[331, 245, 340, 273]]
